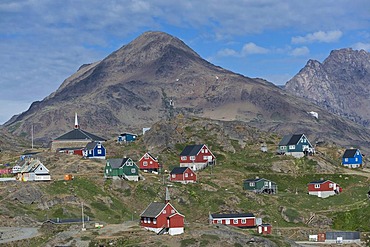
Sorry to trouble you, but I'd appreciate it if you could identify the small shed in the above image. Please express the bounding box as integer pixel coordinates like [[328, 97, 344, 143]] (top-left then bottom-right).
[[257, 224, 272, 234]]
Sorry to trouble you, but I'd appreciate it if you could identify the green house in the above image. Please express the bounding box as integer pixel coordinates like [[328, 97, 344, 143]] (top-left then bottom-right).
[[243, 178, 277, 194], [104, 157, 139, 181], [277, 134, 314, 158]]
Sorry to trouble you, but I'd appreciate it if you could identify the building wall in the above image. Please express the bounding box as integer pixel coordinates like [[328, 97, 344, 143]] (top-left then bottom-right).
[[139, 156, 160, 170], [168, 214, 184, 228], [51, 140, 91, 151], [179, 146, 215, 167], [170, 169, 196, 183], [212, 217, 255, 227]]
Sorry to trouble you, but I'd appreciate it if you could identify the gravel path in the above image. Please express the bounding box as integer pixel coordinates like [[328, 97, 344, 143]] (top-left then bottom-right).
[[0, 227, 39, 244]]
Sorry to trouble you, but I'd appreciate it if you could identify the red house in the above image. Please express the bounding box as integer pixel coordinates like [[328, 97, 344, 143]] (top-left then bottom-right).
[[139, 152, 161, 173], [179, 144, 216, 171], [308, 179, 342, 198], [209, 213, 256, 228], [257, 224, 272, 234], [57, 147, 84, 156], [170, 167, 197, 184], [140, 187, 184, 235]]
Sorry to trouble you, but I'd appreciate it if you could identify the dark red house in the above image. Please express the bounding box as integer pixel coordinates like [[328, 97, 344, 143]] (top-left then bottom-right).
[[257, 224, 272, 234], [179, 144, 215, 171], [308, 179, 341, 198], [209, 213, 256, 228], [170, 167, 197, 183], [139, 152, 161, 173], [140, 187, 184, 235]]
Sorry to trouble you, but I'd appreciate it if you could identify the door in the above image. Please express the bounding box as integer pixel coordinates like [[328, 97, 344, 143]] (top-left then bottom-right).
[[225, 219, 230, 225]]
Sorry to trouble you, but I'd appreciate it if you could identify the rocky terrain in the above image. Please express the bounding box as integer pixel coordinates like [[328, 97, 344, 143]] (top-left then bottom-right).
[[285, 48, 370, 127], [3, 32, 370, 155]]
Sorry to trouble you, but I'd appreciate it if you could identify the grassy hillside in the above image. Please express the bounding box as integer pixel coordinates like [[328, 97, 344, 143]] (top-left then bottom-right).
[[0, 119, 369, 246]]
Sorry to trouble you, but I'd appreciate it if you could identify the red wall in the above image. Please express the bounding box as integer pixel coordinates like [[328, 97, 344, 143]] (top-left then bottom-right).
[[168, 213, 184, 228], [170, 168, 197, 182], [308, 181, 336, 192], [141, 203, 178, 229], [212, 217, 255, 227], [180, 145, 215, 164], [139, 155, 160, 170]]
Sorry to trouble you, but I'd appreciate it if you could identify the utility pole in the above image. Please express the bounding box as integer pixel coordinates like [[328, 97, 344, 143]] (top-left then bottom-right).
[[82, 202, 86, 231]]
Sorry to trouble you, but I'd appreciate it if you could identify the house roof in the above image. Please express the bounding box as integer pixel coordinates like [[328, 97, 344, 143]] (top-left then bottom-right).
[[19, 159, 47, 173], [120, 132, 137, 137], [85, 141, 103, 150], [54, 128, 106, 142], [57, 147, 84, 151], [139, 152, 157, 161], [107, 158, 124, 169], [278, 134, 304, 146], [170, 167, 188, 174], [308, 179, 334, 184], [180, 144, 204, 156], [343, 149, 359, 158], [140, 202, 166, 218], [244, 178, 269, 183], [210, 213, 255, 219]]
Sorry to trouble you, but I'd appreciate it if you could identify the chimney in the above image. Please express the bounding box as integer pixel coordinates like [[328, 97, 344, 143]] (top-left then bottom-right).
[[74, 112, 79, 129], [165, 187, 171, 204]]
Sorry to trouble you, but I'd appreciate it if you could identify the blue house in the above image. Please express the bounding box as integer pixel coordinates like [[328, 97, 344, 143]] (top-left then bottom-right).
[[277, 134, 314, 158], [117, 133, 138, 143], [342, 149, 362, 168], [83, 141, 106, 159]]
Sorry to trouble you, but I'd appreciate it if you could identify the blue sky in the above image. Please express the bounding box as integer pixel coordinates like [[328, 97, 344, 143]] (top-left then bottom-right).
[[1, 0, 370, 124]]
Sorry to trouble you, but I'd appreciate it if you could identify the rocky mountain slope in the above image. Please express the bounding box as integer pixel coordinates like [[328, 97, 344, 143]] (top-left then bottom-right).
[[3, 32, 370, 152], [285, 48, 370, 127]]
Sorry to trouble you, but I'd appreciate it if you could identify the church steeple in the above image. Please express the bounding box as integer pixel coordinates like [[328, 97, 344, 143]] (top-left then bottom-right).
[[165, 187, 171, 204], [74, 112, 80, 129]]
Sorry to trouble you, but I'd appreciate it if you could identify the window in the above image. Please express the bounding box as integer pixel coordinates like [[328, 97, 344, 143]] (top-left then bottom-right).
[[89, 150, 92, 154], [190, 173, 193, 176], [329, 183, 333, 188], [144, 153, 149, 158], [171, 209, 175, 214], [97, 144, 101, 148], [314, 184, 320, 189], [131, 168, 136, 173], [264, 181, 269, 186], [185, 173, 188, 177], [355, 158, 358, 162], [150, 161, 153, 164], [241, 219, 246, 224], [249, 182, 255, 187], [153, 219, 157, 224], [181, 156, 187, 161], [205, 149, 208, 153], [163, 210, 166, 214], [148, 218, 151, 223], [190, 156, 195, 160], [344, 158, 348, 162], [217, 220, 222, 224], [233, 219, 238, 224], [143, 161, 148, 166], [201, 149, 204, 153], [172, 174, 176, 178], [97, 150, 102, 154], [144, 218, 147, 223], [289, 145, 295, 149]]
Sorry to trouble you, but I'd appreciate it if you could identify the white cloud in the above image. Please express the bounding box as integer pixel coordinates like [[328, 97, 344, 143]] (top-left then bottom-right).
[[352, 42, 370, 51], [217, 48, 239, 57], [292, 30, 343, 44], [289, 46, 309, 56], [242, 43, 269, 55]]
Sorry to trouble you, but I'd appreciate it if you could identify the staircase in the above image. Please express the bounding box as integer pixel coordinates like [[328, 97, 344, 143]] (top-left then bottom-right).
[[157, 227, 168, 235]]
